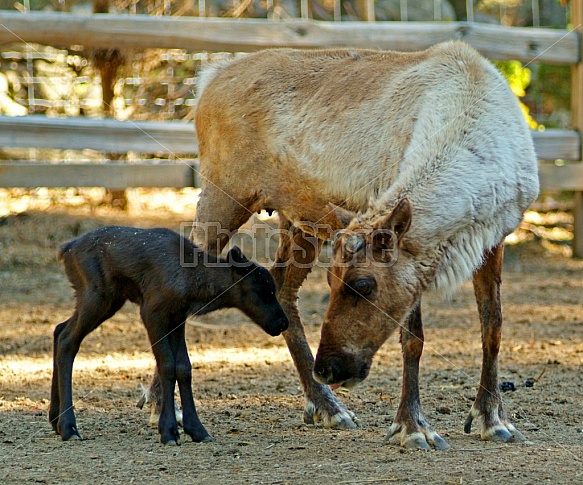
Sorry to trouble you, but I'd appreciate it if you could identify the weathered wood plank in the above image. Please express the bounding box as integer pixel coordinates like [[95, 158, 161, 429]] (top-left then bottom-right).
[[2, 160, 582, 192], [0, 162, 198, 188], [0, 115, 197, 154], [538, 162, 583, 191], [455, 22, 579, 65], [531, 129, 580, 161], [0, 12, 578, 65], [1, 116, 579, 161]]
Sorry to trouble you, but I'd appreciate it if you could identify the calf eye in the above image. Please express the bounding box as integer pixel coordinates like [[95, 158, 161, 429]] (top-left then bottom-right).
[[352, 278, 376, 297]]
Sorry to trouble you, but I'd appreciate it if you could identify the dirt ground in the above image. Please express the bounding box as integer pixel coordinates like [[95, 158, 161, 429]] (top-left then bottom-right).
[[0, 192, 582, 484]]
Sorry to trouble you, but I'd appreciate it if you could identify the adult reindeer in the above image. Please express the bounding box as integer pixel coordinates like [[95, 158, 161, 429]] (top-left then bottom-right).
[[148, 41, 539, 446]]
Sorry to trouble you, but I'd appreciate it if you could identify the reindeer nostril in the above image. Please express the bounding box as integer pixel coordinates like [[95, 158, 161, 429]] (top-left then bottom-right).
[[313, 362, 331, 382], [313, 357, 344, 384], [328, 357, 344, 382]]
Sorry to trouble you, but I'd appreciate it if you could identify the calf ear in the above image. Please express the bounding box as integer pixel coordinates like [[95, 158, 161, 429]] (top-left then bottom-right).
[[227, 246, 249, 265], [376, 199, 412, 241]]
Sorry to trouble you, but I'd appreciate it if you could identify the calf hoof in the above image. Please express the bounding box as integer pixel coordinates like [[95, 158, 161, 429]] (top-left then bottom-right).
[[163, 439, 180, 446], [159, 421, 182, 445], [303, 387, 358, 429], [64, 434, 82, 442], [183, 421, 214, 443], [160, 429, 182, 446], [464, 407, 526, 443], [60, 426, 82, 442], [187, 430, 215, 443]]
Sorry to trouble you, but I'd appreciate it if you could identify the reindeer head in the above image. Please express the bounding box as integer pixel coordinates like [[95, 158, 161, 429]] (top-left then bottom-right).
[[313, 199, 422, 389]]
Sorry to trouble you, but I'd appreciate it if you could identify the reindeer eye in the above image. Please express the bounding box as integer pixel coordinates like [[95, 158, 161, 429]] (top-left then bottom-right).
[[352, 278, 376, 297]]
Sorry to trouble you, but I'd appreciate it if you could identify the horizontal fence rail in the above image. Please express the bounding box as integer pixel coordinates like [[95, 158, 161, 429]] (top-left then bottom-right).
[[0, 162, 198, 188], [0, 115, 196, 154], [0, 116, 579, 190], [0, 159, 579, 192], [0, 115, 577, 160], [0, 12, 579, 65], [538, 163, 583, 191]]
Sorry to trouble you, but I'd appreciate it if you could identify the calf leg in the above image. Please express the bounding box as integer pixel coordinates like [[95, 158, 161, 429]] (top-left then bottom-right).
[[386, 304, 449, 450], [173, 320, 213, 443], [274, 219, 357, 429], [49, 315, 76, 433], [52, 295, 124, 441], [143, 186, 254, 425], [464, 244, 525, 442], [144, 310, 185, 445]]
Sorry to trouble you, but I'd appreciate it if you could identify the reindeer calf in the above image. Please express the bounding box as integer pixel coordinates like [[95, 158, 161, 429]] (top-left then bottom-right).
[[49, 226, 288, 445]]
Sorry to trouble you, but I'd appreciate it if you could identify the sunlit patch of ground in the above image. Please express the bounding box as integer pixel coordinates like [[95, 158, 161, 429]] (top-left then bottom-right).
[[0, 191, 582, 484]]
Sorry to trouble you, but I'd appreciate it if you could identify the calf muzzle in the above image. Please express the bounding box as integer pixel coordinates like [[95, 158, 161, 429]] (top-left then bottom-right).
[[265, 316, 289, 336]]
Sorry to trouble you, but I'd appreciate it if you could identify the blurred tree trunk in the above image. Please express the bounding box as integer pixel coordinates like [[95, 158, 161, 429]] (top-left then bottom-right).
[[93, 0, 127, 210], [92, 0, 122, 117]]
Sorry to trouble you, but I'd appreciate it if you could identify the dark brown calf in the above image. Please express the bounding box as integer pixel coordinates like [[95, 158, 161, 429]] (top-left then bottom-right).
[[50, 226, 288, 445]]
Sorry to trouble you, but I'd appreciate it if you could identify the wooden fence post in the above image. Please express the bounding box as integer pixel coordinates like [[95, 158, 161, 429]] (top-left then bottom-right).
[[571, 0, 583, 257]]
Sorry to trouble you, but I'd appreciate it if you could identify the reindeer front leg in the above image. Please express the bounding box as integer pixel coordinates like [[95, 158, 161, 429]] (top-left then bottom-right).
[[274, 219, 357, 429], [465, 244, 525, 442], [386, 303, 449, 450]]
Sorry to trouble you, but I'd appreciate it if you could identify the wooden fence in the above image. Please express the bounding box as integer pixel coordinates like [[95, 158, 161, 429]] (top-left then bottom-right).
[[0, 114, 580, 188], [0, 11, 578, 63], [1, 7, 583, 253]]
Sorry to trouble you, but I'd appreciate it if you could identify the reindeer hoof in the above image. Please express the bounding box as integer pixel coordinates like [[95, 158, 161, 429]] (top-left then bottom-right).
[[327, 409, 358, 430], [486, 425, 526, 443], [386, 421, 450, 451], [402, 432, 431, 451], [465, 407, 526, 443], [431, 435, 450, 451], [490, 427, 513, 442], [304, 398, 358, 429]]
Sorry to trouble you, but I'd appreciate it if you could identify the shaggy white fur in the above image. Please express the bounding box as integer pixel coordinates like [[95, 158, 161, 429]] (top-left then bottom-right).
[[364, 42, 539, 295], [195, 41, 539, 297]]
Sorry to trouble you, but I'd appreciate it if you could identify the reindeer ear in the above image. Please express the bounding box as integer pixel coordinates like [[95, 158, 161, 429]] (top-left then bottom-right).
[[375, 199, 412, 241], [327, 203, 357, 229], [370, 200, 411, 262]]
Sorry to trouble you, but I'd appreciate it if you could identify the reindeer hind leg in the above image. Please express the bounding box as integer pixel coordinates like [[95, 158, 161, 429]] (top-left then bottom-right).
[[465, 244, 525, 443]]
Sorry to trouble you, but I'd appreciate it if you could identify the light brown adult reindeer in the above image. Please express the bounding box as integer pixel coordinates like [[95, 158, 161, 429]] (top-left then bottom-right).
[[149, 41, 538, 446]]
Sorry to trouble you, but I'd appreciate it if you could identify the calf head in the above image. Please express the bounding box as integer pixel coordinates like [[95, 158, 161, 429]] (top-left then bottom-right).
[[314, 199, 421, 388], [227, 247, 289, 336]]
